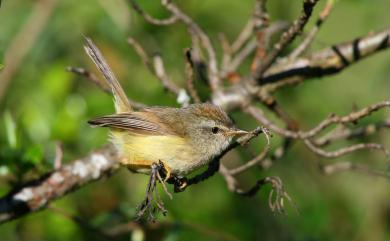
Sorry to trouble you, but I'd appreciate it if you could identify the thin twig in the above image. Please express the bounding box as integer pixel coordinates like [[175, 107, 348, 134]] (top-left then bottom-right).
[[222, 21, 289, 78], [246, 101, 390, 139], [254, 0, 320, 81], [304, 139, 390, 160], [152, 54, 180, 95], [314, 119, 390, 146], [321, 162, 390, 179], [185, 48, 201, 103], [67, 66, 146, 109], [261, 28, 390, 88], [288, 0, 335, 59], [54, 142, 63, 170], [250, 0, 269, 73], [161, 0, 220, 91], [128, 0, 178, 25], [229, 127, 271, 175], [67, 66, 111, 94], [127, 37, 180, 95]]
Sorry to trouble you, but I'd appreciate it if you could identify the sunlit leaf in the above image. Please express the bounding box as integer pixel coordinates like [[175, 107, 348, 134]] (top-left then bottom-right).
[[4, 111, 17, 149], [21, 144, 44, 167]]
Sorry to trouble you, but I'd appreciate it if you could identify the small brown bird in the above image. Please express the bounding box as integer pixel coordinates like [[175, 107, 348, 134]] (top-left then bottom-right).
[[85, 38, 247, 179]]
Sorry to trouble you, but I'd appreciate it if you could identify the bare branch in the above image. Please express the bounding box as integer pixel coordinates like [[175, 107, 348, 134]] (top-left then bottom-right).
[[253, 0, 320, 81], [304, 139, 390, 160], [229, 127, 271, 175], [67, 66, 111, 94], [127, 37, 153, 71], [67, 66, 146, 109], [54, 142, 63, 170], [221, 21, 289, 78], [288, 0, 335, 59], [0, 145, 119, 224], [262, 28, 390, 89], [152, 54, 181, 95], [128, 0, 178, 25], [185, 49, 201, 103], [231, 19, 255, 54], [314, 119, 390, 146], [161, 0, 220, 91], [246, 101, 390, 139], [213, 28, 390, 111], [127, 37, 180, 95], [321, 162, 390, 179]]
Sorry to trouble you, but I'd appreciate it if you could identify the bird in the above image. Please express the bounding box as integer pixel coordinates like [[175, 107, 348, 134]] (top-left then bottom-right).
[[84, 37, 248, 180]]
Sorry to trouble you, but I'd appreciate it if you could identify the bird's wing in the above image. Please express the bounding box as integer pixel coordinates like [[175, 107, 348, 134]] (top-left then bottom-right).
[[88, 111, 181, 136]]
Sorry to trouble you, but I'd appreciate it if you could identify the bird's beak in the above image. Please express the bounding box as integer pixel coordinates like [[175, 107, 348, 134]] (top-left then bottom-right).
[[225, 128, 248, 136]]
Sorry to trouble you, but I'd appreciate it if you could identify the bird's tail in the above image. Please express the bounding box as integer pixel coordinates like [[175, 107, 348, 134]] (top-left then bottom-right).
[[84, 37, 131, 113]]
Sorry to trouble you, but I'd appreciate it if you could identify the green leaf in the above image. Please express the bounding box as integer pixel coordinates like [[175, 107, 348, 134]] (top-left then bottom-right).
[[22, 144, 44, 166], [4, 111, 17, 149]]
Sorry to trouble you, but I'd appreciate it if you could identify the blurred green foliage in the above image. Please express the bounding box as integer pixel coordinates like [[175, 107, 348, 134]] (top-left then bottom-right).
[[1, 0, 390, 241]]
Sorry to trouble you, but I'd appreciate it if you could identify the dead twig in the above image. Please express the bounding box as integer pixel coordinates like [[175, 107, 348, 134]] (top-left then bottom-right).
[[314, 119, 390, 147], [321, 162, 390, 179], [160, 0, 220, 91], [67, 66, 146, 109], [54, 142, 63, 170], [152, 54, 180, 95], [254, 0, 319, 81], [127, 37, 180, 95], [185, 49, 201, 103], [304, 139, 390, 160], [246, 101, 390, 139], [229, 127, 271, 175], [128, 0, 178, 25], [288, 0, 335, 59]]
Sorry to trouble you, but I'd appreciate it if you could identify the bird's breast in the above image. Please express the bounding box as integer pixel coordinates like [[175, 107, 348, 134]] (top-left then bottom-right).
[[110, 131, 205, 175]]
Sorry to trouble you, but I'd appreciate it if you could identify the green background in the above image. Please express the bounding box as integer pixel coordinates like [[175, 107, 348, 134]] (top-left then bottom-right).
[[1, 0, 390, 240]]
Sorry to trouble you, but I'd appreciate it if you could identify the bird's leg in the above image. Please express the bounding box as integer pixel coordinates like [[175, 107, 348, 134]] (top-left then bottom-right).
[[157, 160, 172, 182], [136, 162, 159, 220], [136, 161, 175, 221], [167, 175, 188, 193], [172, 158, 220, 193]]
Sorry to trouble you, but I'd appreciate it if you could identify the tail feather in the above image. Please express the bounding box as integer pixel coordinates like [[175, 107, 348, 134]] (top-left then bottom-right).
[[84, 37, 131, 113]]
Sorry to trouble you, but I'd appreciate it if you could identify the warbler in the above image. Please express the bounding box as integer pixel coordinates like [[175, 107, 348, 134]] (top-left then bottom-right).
[[85, 38, 247, 179]]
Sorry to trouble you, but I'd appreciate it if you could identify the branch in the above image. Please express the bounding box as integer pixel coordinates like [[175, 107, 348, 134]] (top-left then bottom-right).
[[127, 37, 180, 95], [185, 49, 201, 103], [288, 0, 335, 59], [128, 0, 178, 25], [261, 28, 390, 89], [253, 0, 319, 81], [160, 0, 220, 91], [212, 28, 390, 111], [0, 145, 119, 224], [246, 101, 390, 139], [314, 119, 390, 146]]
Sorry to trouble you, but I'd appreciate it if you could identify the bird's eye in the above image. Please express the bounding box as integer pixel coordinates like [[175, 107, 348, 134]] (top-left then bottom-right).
[[211, 127, 219, 134]]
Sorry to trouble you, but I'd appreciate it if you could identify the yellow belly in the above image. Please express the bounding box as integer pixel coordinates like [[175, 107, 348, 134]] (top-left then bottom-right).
[[110, 130, 199, 175]]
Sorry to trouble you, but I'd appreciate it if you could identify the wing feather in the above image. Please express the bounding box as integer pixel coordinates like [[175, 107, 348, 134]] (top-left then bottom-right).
[[88, 112, 178, 135]]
